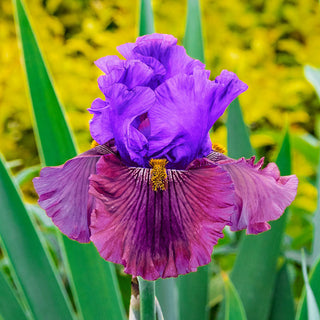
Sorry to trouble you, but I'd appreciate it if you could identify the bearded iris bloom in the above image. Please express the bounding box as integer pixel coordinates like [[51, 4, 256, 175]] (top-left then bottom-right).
[[33, 34, 298, 281]]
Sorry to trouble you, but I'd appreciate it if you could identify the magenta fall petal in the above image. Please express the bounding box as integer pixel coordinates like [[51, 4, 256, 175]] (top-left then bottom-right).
[[33, 144, 114, 243], [207, 153, 299, 234], [89, 155, 235, 280]]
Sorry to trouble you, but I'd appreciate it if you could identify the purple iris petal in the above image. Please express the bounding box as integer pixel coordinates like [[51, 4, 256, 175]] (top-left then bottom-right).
[[207, 153, 298, 234], [148, 69, 248, 168], [96, 57, 154, 91], [90, 34, 248, 167], [89, 154, 235, 280], [89, 55, 156, 165], [33, 144, 114, 242], [117, 33, 206, 88], [89, 98, 113, 145], [106, 83, 155, 166]]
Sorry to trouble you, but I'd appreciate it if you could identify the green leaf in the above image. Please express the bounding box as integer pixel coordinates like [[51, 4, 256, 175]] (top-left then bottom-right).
[[227, 98, 254, 159], [296, 255, 320, 320], [13, 1, 125, 319], [176, 3, 209, 319], [269, 263, 295, 320], [139, 278, 156, 320], [304, 65, 320, 100], [178, 266, 209, 320], [301, 251, 320, 320], [15, 165, 41, 187], [312, 147, 320, 264], [230, 127, 292, 320], [291, 134, 319, 169], [156, 278, 179, 320], [13, 0, 77, 166], [62, 240, 126, 320], [223, 273, 247, 320], [0, 155, 74, 320], [0, 269, 28, 320], [139, 0, 154, 36], [183, 0, 205, 63]]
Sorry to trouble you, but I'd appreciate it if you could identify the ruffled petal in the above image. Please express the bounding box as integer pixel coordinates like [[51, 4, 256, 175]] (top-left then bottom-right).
[[209, 70, 248, 122], [148, 69, 247, 168], [117, 33, 177, 61], [89, 155, 235, 280], [33, 144, 114, 242], [88, 98, 113, 145], [95, 55, 125, 87], [107, 83, 155, 166], [117, 34, 206, 88], [207, 153, 298, 234], [96, 58, 154, 91]]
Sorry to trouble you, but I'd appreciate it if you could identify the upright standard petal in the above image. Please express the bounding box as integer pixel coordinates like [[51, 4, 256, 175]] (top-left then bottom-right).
[[90, 81, 155, 166], [96, 57, 154, 92], [117, 34, 206, 88], [33, 144, 114, 242], [89, 155, 235, 280], [207, 153, 298, 234], [88, 98, 113, 145], [89, 58, 155, 146], [107, 83, 155, 166], [148, 70, 247, 168]]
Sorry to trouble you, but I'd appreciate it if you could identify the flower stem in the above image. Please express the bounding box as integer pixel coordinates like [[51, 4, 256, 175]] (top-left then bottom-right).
[[129, 278, 140, 320], [138, 277, 156, 320]]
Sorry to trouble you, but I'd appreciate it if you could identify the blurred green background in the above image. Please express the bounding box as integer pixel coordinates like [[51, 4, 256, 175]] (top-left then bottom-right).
[[1, 0, 320, 318]]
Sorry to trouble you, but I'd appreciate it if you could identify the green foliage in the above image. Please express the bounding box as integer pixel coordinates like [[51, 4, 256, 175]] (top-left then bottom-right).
[[0, 270, 28, 320], [183, 0, 204, 63], [227, 98, 254, 159], [269, 263, 295, 320], [223, 273, 247, 320], [178, 266, 209, 320], [139, 0, 154, 36], [299, 251, 320, 320], [139, 278, 156, 320], [296, 256, 320, 320], [156, 278, 179, 320], [0, 155, 74, 319]]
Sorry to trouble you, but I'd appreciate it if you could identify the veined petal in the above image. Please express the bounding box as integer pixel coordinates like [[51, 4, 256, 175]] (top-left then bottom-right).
[[33, 144, 114, 242], [89, 155, 235, 280], [207, 153, 298, 234], [148, 70, 247, 168]]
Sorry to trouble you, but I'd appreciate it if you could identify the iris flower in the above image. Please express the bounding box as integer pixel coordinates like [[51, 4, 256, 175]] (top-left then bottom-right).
[[33, 34, 298, 281]]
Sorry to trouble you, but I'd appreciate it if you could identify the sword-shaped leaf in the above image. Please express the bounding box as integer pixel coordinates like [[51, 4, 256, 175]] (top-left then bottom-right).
[[223, 273, 247, 320], [178, 1, 208, 319], [269, 263, 295, 320], [296, 255, 320, 320], [0, 268, 28, 320], [0, 155, 74, 319], [139, 0, 154, 36], [13, 1, 125, 319]]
